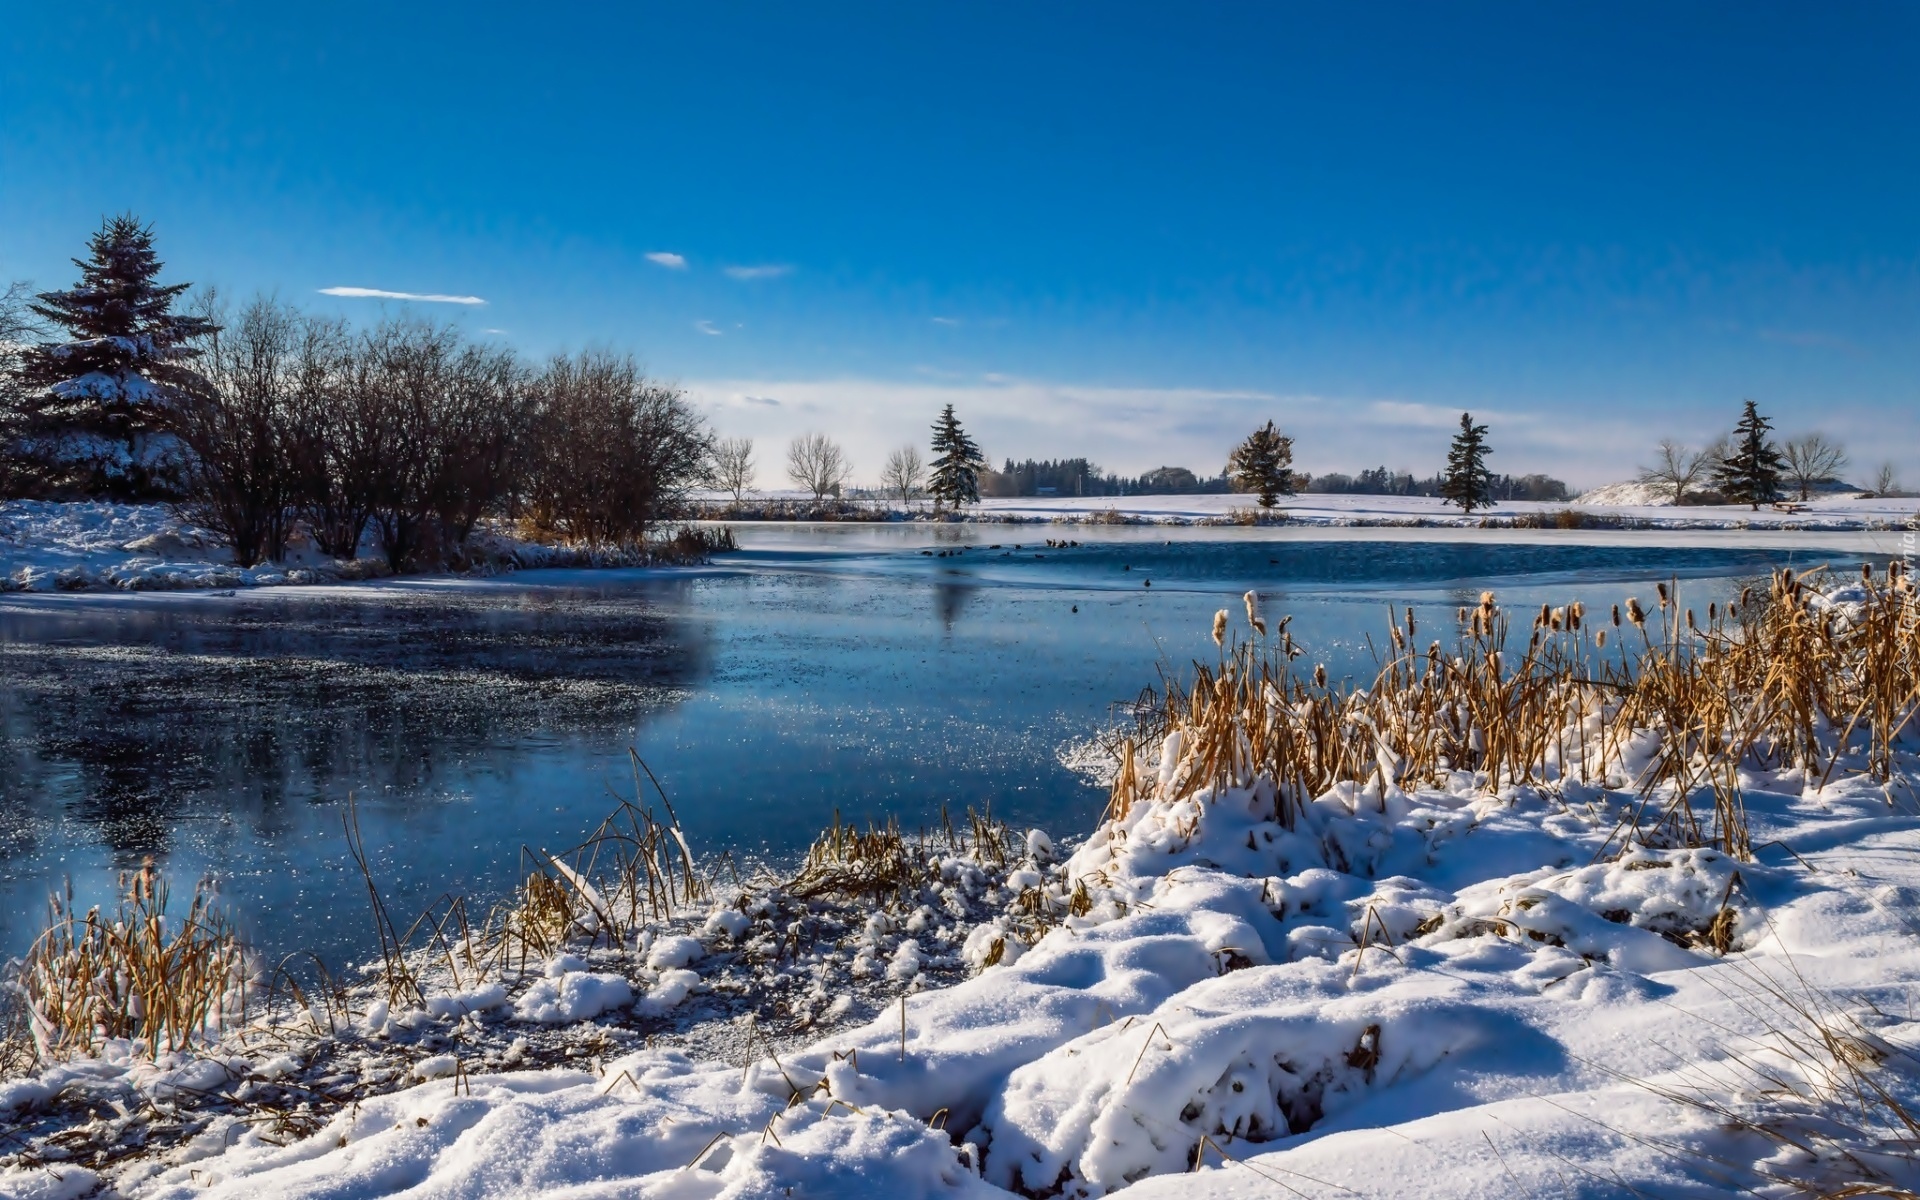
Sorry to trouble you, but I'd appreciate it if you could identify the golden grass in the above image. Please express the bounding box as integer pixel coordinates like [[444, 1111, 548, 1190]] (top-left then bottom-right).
[[789, 806, 1017, 905], [1110, 564, 1920, 861], [19, 860, 252, 1059]]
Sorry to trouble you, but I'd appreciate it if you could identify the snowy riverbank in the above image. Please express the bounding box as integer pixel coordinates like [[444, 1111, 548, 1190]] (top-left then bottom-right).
[[4, 570, 1917, 1198], [0, 503, 719, 593]]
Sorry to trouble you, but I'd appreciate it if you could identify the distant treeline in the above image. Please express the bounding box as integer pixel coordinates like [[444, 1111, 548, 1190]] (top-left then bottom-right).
[[980, 458, 1233, 497], [979, 457, 1569, 502], [1305, 465, 1569, 502]]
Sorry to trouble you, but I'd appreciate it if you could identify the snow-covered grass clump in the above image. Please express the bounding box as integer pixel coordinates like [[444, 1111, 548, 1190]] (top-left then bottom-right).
[[5, 566, 1920, 1198]]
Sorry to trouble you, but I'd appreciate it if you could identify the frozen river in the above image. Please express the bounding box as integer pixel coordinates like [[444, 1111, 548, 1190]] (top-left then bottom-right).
[[0, 523, 1886, 964]]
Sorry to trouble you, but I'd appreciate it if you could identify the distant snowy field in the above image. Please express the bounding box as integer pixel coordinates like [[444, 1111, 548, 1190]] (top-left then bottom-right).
[[4, 490, 1915, 594], [704, 487, 1919, 530]]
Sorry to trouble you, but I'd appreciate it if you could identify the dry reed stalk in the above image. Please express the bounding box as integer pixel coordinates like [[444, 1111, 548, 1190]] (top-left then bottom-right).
[[20, 860, 252, 1060], [1106, 568, 1919, 866]]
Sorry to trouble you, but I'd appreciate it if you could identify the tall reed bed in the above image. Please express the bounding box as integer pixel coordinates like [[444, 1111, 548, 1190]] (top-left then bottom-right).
[[17, 861, 252, 1060], [1112, 565, 1918, 861]]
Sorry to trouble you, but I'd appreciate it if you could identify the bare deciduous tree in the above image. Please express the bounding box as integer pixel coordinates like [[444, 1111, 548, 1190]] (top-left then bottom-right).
[[176, 294, 299, 566], [525, 351, 713, 548], [710, 436, 755, 503], [1871, 461, 1902, 498], [284, 315, 378, 559], [1780, 432, 1849, 502], [787, 431, 849, 501], [1634, 438, 1714, 505], [0, 279, 46, 496], [880, 443, 924, 509]]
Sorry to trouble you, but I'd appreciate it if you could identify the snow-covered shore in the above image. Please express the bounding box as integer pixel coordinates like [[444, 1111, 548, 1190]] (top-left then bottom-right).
[[5, 573, 1917, 1198], [0, 502, 713, 594]]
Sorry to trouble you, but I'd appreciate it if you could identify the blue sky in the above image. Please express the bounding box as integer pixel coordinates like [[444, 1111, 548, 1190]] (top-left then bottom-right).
[[3, 4, 1917, 487]]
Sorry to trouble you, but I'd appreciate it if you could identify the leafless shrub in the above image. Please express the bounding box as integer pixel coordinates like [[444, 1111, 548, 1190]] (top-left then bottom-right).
[[523, 350, 713, 548], [0, 279, 44, 498], [281, 315, 376, 558], [787, 431, 850, 501], [175, 294, 300, 566]]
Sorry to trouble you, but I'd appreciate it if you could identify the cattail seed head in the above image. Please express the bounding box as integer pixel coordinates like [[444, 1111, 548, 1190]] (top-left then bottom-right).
[[1212, 609, 1229, 647], [1313, 663, 1327, 688], [1595, 628, 1608, 648], [1611, 604, 1621, 627]]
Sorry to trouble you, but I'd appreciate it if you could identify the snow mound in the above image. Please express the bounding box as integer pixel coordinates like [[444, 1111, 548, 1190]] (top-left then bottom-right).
[[1577, 480, 1677, 506], [510, 971, 633, 1024]]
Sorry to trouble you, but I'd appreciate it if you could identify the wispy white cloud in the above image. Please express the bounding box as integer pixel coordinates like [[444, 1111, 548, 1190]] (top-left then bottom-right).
[[930, 316, 961, 326], [695, 320, 723, 336], [481, 328, 509, 335], [741, 395, 781, 407], [646, 252, 689, 270], [318, 286, 486, 305], [723, 264, 793, 281]]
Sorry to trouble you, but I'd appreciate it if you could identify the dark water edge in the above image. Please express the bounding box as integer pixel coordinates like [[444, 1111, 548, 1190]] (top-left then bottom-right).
[[0, 528, 1875, 966]]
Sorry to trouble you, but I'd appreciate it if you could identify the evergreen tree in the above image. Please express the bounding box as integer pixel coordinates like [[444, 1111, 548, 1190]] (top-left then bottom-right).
[[1712, 399, 1785, 510], [1225, 420, 1296, 508], [14, 215, 216, 496], [1439, 412, 1494, 512], [927, 403, 984, 510]]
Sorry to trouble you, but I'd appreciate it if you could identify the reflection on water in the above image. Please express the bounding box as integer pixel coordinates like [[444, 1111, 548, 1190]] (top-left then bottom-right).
[[0, 530, 1866, 964]]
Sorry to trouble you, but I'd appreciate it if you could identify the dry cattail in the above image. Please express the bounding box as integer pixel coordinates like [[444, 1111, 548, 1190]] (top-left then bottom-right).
[[1656, 582, 1670, 608], [1611, 604, 1621, 627], [1458, 606, 1469, 624], [1244, 590, 1266, 636], [1313, 663, 1327, 688], [1595, 628, 1608, 648], [1626, 598, 1646, 626], [1212, 609, 1229, 647]]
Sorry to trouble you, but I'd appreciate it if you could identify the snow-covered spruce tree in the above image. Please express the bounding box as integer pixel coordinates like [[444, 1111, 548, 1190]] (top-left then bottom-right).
[[927, 403, 984, 512], [1713, 399, 1785, 510], [15, 216, 216, 497], [1439, 411, 1494, 512], [1226, 420, 1295, 508]]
